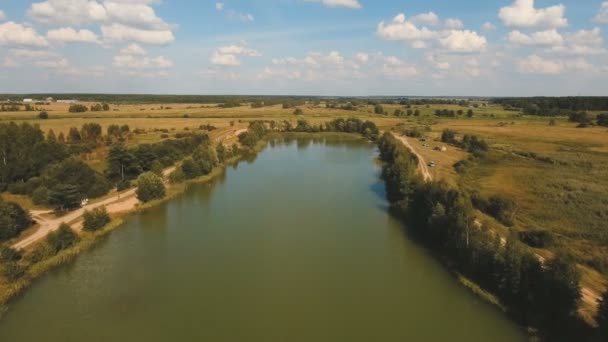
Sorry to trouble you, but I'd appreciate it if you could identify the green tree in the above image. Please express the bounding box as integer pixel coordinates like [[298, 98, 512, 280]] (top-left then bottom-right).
[[83, 207, 110, 231], [48, 183, 82, 211], [467, 109, 474, 118], [68, 104, 88, 113], [293, 108, 304, 115], [38, 111, 49, 119], [46, 223, 78, 254], [102, 103, 110, 111], [0, 200, 32, 241], [108, 143, 143, 182], [136, 172, 166, 202], [374, 104, 385, 115], [0, 244, 21, 262]]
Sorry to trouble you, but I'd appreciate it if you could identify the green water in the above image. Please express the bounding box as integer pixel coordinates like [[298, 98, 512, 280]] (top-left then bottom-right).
[[0, 137, 525, 341]]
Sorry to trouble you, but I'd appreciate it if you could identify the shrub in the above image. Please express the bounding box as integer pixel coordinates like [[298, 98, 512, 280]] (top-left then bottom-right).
[[46, 223, 78, 254], [38, 111, 49, 119], [0, 201, 32, 241], [441, 129, 457, 144], [68, 104, 88, 113], [0, 244, 22, 262], [83, 207, 111, 232], [169, 168, 185, 183], [136, 172, 166, 202], [2, 262, 26, 281], [293, 108, 304, 115], [117, 179, 132, 191], [32, 186, 50, 205]]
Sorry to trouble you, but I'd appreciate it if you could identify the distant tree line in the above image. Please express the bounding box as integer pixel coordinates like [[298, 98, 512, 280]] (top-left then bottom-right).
[[494, 97, 608, 116], [287, 118, 380, 140], [378, 132, 587, 339]]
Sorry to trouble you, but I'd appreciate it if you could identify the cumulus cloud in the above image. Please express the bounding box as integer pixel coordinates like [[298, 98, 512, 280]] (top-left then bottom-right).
[[499, 0, 568, 29], [508, 29, 563, 46], [439, 30, 487, 53], [113, 43, 173, 69], [3, 48, 67, 69], [355, 52, 369, 64], [377, 12, 486, 52], [0, 10, 6, 21], [445, 18, 464, 30], [0, 21, 48, 47], [211, 42, 261, 66], [304, 0, 361, 9], [518, 54, 562, 74], [412, 12, 439, 26], [518, 54, 596, 74], [27, 0, 175, 45], [101, 23, 174, 45], [551, 28, 606, 55], [47, 27, 99, 43], [595, 2, 608, 24]]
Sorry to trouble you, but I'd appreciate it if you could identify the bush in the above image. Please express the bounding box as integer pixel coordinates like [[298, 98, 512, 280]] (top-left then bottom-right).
[[32, 186, 50, 205], [68, 104, 88, 113], [441, 129, 457, 144], [38, 111, 49, 119], [293, 108, 304, 115], [0, 201, 32, 241], [46, 223, 78, 254], [117, 179, 132, 191], [136, 172, 166, 202], [2, 261, 26, 281], [169, 168, 185, 183], [83, 207, 111, 232], [0, 244, 22, 262]]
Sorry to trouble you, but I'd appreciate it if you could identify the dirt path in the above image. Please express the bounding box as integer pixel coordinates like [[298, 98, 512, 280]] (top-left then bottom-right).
[[11, 126, 243, 250], [392, 132, 602, 313], [391, 133, 433, 182]]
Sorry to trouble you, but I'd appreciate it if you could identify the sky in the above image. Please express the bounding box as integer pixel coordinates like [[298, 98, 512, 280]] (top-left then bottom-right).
[[1, 0, 608, 96]]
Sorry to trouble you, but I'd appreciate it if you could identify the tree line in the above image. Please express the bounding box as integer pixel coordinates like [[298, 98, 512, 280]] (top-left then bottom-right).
[[494, 97, 608, 116], [377, 132, 602, 340]]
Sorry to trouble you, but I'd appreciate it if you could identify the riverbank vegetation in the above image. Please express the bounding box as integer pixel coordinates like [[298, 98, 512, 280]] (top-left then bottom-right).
[[377, 132, 593, 340]]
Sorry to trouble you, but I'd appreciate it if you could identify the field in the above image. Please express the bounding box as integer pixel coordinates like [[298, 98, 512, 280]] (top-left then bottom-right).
[[2, 99, 607, 321]]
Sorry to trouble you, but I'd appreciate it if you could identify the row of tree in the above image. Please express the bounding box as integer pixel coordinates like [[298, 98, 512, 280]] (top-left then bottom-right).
[[494, 97, 608, 116], [377, 133, 591, 339], [68, 103, 110, 113]]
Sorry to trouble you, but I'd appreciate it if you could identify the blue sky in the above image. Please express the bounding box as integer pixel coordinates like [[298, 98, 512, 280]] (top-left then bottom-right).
[[0, 0, 607, 95]]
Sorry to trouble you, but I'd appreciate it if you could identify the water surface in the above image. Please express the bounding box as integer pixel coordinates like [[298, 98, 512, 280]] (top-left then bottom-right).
[[0, 137, 525, 341]]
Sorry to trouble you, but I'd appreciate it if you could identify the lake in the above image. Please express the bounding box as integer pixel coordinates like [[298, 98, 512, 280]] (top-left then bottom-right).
[[0, 136, 525, 341]]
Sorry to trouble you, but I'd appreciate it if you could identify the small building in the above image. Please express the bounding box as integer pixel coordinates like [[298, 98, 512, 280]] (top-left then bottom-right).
[[45, 97, 54, 102], [23, 98, 33, 103]]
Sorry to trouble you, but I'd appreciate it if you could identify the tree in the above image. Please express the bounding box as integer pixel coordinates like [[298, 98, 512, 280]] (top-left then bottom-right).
[[83, 207, 110, 231], [102, 103, 110, 111], [48, 183, 82, 211], [0, 244, 21, 262], [38, 111, 49, 119], [598, 290, 608, 337], [540, 255, 581, 324], [216, 142, 228, 163], [597, 113, 608, 127], [108, 143, 143, 182], [68, 104, 88, 113], [293, 108, 304, 115], [441, 129, 457, 144], [467, 109, 474, 118], [46, 223, 78, 254], [181, 158, 201, 179], [81, 123, 102, 142], [68, 127, 82, 143], [0, 201, 32, 240], [136, 172, 165, 202], [374, 104, 385, 115]]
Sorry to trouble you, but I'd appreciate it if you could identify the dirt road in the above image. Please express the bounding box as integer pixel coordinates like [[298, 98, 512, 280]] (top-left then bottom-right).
[[391, 132, 433, 182], [10, 129, 232, 250]]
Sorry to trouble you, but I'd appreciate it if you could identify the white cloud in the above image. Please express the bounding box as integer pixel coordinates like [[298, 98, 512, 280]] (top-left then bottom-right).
[[552, 28, 606, 55], [305, 0, 361, 9], [47, 27, 99, 43], [381, 56, 418, 79], [210, 42, 261, 66], [0, 21, 48, 47], [445, 18, 464, 30], [113, 43, 173, 69], [377, 13, 440, 45], [427, 54, 450, 70], [215, 3, 254, 22], [378, 13, 486, 53], [3, 48, 68, 69], [439, 30, 487, 53], [518, 54, 563, 74], [412, 12, 439, 26], [215, 3, 224, 11], [499, 0, 568, 29], [28, 0, 108, 25], [355, 52, 369, 64], [0, 10, 6, 21], [595, 2, 608, 24], [101, 23, 174, 45], [104, 1, 169, 30], [482, 22, 496, 31], [508, 29, 563, 46]]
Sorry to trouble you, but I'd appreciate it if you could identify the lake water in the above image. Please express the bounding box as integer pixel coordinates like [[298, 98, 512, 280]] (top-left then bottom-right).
[[0, 137, 525, 341]]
